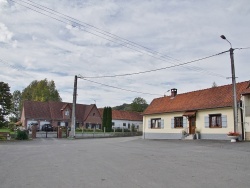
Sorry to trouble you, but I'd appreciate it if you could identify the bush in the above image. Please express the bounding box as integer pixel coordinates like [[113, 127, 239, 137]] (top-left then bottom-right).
[[8, 122, 16, 132], [16, 129, 28, 140]]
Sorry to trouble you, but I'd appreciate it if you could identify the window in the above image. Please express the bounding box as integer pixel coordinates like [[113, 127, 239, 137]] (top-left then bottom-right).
[[57, 121, 60, 126], [209, 114, 222, 128], [123, 123, 126, 127], [174, 117, 183, 128], [128, 123, 130, 129], [65, 109, 69, 116], [112, 122, 115, 126], [151, 118, 161, 128]]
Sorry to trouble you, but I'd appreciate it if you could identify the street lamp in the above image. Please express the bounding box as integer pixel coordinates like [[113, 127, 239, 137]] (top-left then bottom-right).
[[220, 35, 238, 132]]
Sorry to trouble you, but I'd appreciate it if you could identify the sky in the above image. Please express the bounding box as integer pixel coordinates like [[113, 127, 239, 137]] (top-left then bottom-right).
[[0, 0, 250, 108]]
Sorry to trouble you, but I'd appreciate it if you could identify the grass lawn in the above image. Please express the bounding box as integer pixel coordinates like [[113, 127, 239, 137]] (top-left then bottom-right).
[[0, 128, 15, 134]]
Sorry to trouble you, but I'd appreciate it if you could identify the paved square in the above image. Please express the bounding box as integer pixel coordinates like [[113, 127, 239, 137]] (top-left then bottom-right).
[[0, 137, 250, 188]]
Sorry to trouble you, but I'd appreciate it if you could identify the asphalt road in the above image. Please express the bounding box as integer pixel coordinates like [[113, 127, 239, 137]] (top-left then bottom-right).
[[0, 137, 250, 188]]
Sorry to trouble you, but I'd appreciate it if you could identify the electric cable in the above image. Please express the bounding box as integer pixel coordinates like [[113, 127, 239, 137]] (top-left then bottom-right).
[[80, 77, 163, 96], [9, 0, 227, 78], [81, 50, 229, 78]]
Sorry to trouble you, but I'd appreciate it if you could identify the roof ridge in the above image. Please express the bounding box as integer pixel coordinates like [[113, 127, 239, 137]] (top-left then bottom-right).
[[154, 80, 249, 101]]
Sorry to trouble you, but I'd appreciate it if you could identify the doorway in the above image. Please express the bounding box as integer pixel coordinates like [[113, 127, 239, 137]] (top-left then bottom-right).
[[189, 116, 196, 134]]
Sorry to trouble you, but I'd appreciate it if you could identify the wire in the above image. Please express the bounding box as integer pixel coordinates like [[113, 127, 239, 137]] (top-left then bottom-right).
[[81, 78, 162, 96], [235, 47, 250, 50], [81, 50, 229, 78], [10, 0, 226, 78]]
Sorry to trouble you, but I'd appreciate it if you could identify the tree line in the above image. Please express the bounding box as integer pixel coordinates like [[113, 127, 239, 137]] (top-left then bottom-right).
[[1, 78, 149, 128], [0, 79, 61, 127]]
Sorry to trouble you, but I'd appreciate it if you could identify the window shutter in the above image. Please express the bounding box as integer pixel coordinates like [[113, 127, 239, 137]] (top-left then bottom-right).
[[222, 115, 227, 128], [183, 116, 187, 128], [161, 119, 164, 129], [171, 118, 174, 128], [204, 116, 209, 128], [148, 120, 151, 129]]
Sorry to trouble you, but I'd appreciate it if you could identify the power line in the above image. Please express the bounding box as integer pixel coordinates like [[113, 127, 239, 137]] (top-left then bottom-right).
[[10, 0, 226, 78], [235, 47, 250, 50], [79, 77, 162, 96], [82, 50, 229, 78]]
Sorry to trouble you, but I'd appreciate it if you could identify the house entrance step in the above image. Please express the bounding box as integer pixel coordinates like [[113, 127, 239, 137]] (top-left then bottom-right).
[[184, 134, 194, 140]]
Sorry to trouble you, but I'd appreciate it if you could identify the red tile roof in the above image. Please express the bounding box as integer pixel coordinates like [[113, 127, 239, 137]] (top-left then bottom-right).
[[23, 101, 99, 122], [99, 109, 143, 121], [143, 81, 250, 115]]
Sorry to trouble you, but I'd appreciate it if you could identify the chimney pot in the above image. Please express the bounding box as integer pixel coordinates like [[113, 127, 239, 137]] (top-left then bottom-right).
[[171, 88, 177, 97]]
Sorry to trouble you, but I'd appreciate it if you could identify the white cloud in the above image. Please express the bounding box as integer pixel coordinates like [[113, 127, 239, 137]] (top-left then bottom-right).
[[0, 0, 250, 107], [0, 23, 13, 43]]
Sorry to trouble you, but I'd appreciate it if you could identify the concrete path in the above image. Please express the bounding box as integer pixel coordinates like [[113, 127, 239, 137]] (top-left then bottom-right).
[[0, 137, 250, 188]]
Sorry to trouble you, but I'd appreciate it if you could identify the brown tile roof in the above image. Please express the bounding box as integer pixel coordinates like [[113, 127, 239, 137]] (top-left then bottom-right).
[[23, 101, 98, 122], [99, 109, 143, 121], [143, 81, 250, 115]]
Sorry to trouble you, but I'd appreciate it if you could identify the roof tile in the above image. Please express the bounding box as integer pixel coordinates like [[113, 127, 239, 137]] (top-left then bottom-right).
[[144, 81, 250, 115]]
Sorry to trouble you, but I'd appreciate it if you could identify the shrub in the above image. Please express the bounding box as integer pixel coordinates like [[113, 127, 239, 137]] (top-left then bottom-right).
[[8, 122, 16, 132], [16, 129, 28, 140]]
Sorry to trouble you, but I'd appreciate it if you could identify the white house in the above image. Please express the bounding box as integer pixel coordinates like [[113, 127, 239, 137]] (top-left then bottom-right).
[[143, 81, 250, 140], [99, 109, 143, 131]]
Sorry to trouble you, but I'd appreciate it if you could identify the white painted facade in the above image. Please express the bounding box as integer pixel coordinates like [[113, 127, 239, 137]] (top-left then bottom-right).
[[241, 94, 250, 139], [143, 107, 238, 140], [112, 119, 143, 131]]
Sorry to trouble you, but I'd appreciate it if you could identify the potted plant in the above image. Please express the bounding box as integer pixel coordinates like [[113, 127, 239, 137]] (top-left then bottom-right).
[[227, 132, 240, 142], [195, 129, 200, 139], [181, 130, 187, 139]]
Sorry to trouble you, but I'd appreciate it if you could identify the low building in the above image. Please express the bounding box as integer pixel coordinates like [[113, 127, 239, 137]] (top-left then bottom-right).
[[21, 101, 102, 130], [99, 109, 143, 131], [143, 81, 250, 140]]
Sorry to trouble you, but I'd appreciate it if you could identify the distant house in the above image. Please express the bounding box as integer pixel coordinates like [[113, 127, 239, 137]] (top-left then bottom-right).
[[21, 101, 102, 130], [143, 81, 250, 140], [99, 109, 143, 131]]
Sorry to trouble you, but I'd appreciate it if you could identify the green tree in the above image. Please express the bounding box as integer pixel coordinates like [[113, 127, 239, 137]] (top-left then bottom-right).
[[113, 103, 131, 111], [22, 79, 61, 102], [0, 82, 12, 127], [130, 97, 148, 112], [11, 90, 22, 120], [106, 107, 112, 132], [102, 107, 112, 132], [102, 107, 107, 131]]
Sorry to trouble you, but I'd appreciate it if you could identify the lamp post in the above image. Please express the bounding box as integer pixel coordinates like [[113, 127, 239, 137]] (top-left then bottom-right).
[[220, 35, 238, 132]]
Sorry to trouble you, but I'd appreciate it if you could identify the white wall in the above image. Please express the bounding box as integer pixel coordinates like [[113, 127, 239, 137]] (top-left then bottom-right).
[[112, 119, 142, 131], [242, 95, 250, 132], [143, 107, 235, 135]]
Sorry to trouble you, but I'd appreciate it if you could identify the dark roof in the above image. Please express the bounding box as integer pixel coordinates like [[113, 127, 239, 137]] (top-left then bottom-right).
[[99, 109, 143, 121], [144, 81, 250, 115], [23, 101, 97, 122]]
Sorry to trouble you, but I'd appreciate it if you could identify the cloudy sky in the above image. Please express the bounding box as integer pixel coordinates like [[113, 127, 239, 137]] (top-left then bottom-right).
[[0, 0, 250, 107]]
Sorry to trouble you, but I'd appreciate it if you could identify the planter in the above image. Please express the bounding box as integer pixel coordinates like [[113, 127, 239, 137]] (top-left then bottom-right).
[[196, 133, 200, 139], [227, 135, 238, 142]]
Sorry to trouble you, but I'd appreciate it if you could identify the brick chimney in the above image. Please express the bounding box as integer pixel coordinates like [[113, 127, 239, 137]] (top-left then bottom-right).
[[171, 88, 177, 97]]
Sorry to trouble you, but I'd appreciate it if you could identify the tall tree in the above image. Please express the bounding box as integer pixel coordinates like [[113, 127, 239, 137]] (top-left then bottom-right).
[[106, 107, 112, 132], [102, 107, 112, 132], [21, 79, 61, 103], [11, 90, 22, 120], [130, 97, 148, 112], [0, 82, 12, 127], [102, 107, 107, 131]]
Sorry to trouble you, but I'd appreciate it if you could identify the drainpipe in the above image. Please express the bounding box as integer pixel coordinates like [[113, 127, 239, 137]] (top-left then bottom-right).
[[239, 100, 244, 140]]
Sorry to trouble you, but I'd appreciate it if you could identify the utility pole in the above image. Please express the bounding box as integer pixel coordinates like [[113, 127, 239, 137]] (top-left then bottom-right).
[[220, 35, 238, 132], [70, 75, 78, 138]]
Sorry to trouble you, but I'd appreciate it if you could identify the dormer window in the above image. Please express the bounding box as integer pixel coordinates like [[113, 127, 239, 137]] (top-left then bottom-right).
[[65, 109, 70, 116]]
